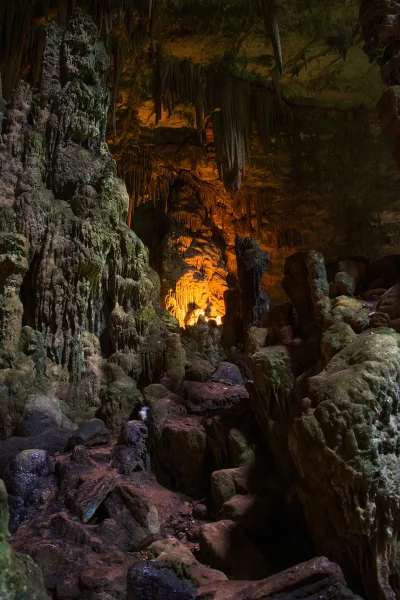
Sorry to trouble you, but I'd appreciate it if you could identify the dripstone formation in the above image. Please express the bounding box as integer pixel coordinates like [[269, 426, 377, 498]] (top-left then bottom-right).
[[0, 11, 169, 436]]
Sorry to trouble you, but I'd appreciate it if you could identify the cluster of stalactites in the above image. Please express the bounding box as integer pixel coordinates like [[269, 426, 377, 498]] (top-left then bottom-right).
[[155, 54, 292, 192], [117, 146, 173, 226], [0, 0, 152, 100]]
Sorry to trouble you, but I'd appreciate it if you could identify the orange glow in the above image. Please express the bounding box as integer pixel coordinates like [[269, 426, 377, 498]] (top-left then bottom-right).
[[185, 309, 223, 326], [165, 275, 225, 328]]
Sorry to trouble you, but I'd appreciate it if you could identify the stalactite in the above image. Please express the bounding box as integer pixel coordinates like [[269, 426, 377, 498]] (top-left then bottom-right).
[[155, 51, 205, 136], [155, 54, 291, 193], [0, 0, 152, 103], [117, 144, 174, 226], [248, 0, 283, 76]]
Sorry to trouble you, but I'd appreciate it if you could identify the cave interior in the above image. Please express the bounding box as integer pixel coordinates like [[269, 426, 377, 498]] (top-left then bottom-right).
[[1, 1, 400, 600]]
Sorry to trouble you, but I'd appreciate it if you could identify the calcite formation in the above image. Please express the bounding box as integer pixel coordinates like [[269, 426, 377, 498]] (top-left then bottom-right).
[[0, 10, 164, 428], [162, 183, 228, 327], [1, 5, 400, 600], [289, 329, 400, 599]]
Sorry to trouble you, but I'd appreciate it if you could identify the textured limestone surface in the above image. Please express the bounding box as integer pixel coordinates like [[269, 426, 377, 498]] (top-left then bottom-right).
[[0, 10, 168, 431]]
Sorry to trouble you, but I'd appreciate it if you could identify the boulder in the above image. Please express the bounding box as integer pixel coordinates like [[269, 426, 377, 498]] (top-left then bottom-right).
[[5, 449, 57, 531], [289, 328, 400, 599], [119, 420, 149, 447], [108, 352, 142, 382], [326, 296, 370, 334], [114, 420, 149, 473], [211, 467, 251, 513], [67, 472, 116, 524], [98, 369, 143, 434], [245, 327, 268, 358], [67, 418, 110, 450], [111, 444, 149, 475], [101, 484, 160, 551], [183, 381, 249, 415], [211, 362, 244, 386], [127, 562, 198, 600], [19, 391, 62, 437], [0, 428, 70, 479], [142, 383, 179, 407], [185, 361, 215, 383], [147, 537, 227, 587], [197, 556, 362, 600], [198, 519, 271, 580], [321, 323, 357, 365], [149, 398, 208, 496], [329, 259, 367, 298]]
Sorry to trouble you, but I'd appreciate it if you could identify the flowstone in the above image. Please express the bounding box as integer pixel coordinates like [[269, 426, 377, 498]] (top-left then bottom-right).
[[289, 328, 400, 600], [0, 10, 164, 426]]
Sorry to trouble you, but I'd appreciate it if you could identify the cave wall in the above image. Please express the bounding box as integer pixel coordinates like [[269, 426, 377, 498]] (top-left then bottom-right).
[[2, 0, 400, 315], [121, 101, 400, 305]]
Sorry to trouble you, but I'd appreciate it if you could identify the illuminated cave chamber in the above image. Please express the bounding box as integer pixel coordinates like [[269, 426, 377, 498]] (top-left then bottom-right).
[[163, 232, 227, 328], [160, 183, 228, 328]]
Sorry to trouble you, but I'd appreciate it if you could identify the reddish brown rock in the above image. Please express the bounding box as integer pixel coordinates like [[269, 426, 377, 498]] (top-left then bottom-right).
[[197, 556, 361, 600], [148, 397, 209, 496], [147, 537, 227, 587], [185, 361, 215, 382], [211, 467, 251, 513], [67, 471, 116, 523], [198, 519, 271, 580], [67, 419, 110, 451]]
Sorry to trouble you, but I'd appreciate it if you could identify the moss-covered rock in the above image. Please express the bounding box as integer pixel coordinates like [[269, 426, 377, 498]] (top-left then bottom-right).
[[289, 328, 400, 599], [0, 479, 49, 599], [326, 296, 371, 333], [97, 364, 143, 434], [321, 322, 357, 365]]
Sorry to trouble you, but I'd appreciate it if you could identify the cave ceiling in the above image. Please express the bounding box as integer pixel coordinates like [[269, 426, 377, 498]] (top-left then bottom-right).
[[1, 0, 399, 306]]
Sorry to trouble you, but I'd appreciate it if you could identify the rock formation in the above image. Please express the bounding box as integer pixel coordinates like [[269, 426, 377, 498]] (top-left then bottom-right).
[[0, 478, 49, 599], [1, 3, 400, 600], [0, 10, 169, 435]]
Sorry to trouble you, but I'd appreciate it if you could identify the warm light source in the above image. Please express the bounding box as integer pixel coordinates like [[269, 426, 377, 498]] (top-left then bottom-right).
[[162, 233, 227, 329], [185, 309, 223, 326], [165, 277, 225, 328]]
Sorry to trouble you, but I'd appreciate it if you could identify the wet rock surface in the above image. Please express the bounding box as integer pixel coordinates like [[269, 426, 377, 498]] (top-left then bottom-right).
[[127, 562, 198, 600], [67, 419, 111, 451]]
